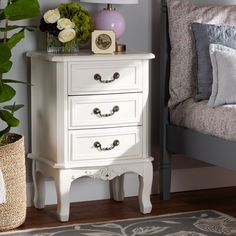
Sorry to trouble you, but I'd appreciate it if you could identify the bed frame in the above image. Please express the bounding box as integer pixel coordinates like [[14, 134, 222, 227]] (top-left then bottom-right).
[[159, 0, 236, 200]]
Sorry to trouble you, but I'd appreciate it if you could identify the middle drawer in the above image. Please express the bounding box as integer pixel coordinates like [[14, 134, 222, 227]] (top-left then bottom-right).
[[68, 93, 143, 129]]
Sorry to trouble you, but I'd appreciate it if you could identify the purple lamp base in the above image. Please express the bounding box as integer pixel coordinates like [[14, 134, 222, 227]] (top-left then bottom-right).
[[94, 9, 126, 41]]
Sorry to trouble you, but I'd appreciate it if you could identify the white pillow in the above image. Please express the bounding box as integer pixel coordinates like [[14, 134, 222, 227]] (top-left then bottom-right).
[[208, 44, 236, 107]]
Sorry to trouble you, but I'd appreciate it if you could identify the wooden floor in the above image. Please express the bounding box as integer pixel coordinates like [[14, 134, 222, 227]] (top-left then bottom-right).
[[18, 187, 236, 230]]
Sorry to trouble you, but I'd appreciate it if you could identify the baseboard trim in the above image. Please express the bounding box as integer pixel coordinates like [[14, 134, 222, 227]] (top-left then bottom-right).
[[27, 166, 236, 207]]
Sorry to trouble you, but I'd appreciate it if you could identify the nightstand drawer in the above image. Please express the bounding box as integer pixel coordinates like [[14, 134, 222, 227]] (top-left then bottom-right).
[[68, 61, 142, 95], [69, 127, 142, 161], [68, 93, 143, 129]]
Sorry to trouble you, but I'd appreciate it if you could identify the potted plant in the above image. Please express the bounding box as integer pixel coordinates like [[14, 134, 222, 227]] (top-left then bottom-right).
[[39, 2, 93, 53], [0, 0, 40, 231]]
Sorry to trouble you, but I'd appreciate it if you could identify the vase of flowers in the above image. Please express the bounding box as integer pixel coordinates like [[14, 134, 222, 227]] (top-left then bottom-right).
[[40, 3, 93, 53]]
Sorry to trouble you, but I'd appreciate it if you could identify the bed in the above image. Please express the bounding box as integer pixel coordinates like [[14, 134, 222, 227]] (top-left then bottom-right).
[[159, 0, 236, 200]]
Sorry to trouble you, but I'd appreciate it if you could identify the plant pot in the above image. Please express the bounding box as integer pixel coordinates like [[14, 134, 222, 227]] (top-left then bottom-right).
[[47, 33, 79, 54], [0, 135, 26, 231]]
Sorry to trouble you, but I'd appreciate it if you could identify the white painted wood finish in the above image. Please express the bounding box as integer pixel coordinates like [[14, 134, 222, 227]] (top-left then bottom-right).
[[69, 127, 142, 162], [28, 51, 155, 222], [69, 93, 143, 128], [68, 61, 143, 95]]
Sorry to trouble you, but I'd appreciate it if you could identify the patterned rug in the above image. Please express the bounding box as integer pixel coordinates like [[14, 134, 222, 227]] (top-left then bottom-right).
[[1, 210, 236, 236]]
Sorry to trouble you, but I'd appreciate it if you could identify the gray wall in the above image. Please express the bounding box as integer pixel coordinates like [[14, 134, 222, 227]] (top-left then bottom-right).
[[2, 0, 161, 181], [2, 0, 208, 183], [5, 0, 210, 181]]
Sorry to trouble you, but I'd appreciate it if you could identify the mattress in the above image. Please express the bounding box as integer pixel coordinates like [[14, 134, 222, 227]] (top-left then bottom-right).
[[170, 98, 236, 141]]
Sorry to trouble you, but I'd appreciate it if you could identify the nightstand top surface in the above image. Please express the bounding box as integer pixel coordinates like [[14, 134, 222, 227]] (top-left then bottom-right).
[[27, 50, 155, 62]]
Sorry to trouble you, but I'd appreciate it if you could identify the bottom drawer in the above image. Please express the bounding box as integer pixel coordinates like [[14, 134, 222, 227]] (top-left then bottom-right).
[[69, 127, 142, 161]]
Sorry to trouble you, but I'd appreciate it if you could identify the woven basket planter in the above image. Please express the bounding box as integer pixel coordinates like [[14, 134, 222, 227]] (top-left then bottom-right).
[[0, 135, 26, 231]]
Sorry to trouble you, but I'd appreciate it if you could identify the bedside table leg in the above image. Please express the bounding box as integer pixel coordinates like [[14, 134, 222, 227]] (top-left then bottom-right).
[[54, 170, 72, 222], [32, 160, 45, 209], [110, 175, 125, 202], [138, 162, 153, 214]]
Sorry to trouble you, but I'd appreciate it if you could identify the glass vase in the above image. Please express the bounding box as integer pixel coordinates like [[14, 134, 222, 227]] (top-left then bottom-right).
[[46, 33, 79, 54]]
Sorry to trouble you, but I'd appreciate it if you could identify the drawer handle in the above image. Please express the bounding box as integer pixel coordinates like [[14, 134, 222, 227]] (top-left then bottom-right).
[[94, 140, 120, 151], [94, 72, 120, 83], [93, 106, 119, 117]]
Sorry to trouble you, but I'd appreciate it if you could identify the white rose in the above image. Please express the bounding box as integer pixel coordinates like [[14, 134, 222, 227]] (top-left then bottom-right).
[[57, 18, 75, 30], [58, 28, 76, 43], [43, 8, 60, 24]]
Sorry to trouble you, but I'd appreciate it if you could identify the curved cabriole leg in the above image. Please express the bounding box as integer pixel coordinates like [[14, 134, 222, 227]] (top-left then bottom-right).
[[110, 175, 125, 202], [138, 162, 153, 214], [32, 160, 45, 209], [54, 169, 72, 222]]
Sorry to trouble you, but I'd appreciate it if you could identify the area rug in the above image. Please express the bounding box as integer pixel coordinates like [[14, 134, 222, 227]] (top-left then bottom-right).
[[1, 210, 236, 236]]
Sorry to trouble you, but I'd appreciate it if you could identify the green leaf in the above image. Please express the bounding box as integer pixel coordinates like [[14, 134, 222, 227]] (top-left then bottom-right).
[[0, 9, 5, 20], [25, 26, 37, 32], [0, 84, 16, 103], [2, 79, 30, 85], [0, 126, 10, 141], [7, 30, 24, 49], [0, 43, 11, 64], [0, 80, 3, 93], [0, 25, 19, 32], [4, 0, 40, 21], [0, 60, 13, 73], [3, 104, 24, 112], [0, 43, 12, 73], [0, 110, 19, 127], [0, 25, 37, 32]]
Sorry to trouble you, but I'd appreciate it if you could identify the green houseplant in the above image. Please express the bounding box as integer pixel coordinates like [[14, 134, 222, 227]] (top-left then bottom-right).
[[0, 0, 40, 144], [0, 0, 40, 231]]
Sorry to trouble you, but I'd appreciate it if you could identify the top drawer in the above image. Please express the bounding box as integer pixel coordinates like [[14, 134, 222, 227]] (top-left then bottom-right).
[[68, 61, 143, 95]]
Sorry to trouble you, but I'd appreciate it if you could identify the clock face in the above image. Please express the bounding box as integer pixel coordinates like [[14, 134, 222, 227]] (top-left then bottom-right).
[[95, 34, 112, 50], [92, 30, 115, 54]]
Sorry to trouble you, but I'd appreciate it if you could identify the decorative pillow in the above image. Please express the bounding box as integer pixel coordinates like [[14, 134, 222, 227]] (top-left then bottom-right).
[[208, 44, 236, 107], [167, 0, 236, 107], [191, 22, 236, 101]]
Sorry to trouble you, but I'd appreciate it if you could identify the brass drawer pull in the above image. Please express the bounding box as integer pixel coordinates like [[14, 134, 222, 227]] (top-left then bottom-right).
[[94, 72, 120, 83], [94, 140, 120, 151], [93, 106, 119, 117]]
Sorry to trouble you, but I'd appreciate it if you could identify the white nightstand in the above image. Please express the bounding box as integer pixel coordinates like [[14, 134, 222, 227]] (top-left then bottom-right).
[[27, 50, 155, 222]]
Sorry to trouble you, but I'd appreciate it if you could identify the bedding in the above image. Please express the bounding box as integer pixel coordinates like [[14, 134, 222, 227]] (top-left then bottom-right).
[[170, 98, 236, 141], [191, 23, 236, 101], [167, 0, 236, 107], [208, 44, 236, 107]]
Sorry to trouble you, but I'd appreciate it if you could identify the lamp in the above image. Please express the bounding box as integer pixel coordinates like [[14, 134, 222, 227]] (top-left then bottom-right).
[[80, 0, 139, 51]]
